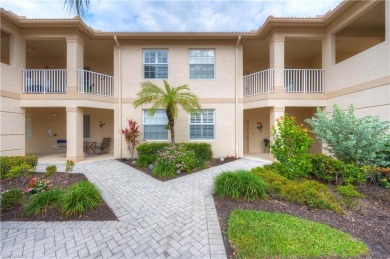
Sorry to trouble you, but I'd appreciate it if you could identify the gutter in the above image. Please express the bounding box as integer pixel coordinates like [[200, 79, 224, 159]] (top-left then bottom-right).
[[235, 36, 241, 158], [114, 36, 122, 159]]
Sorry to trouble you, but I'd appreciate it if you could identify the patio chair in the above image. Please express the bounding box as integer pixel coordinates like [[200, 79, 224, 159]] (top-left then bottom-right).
[[94, 138, 110, 154], [56, 139, 67, 155]]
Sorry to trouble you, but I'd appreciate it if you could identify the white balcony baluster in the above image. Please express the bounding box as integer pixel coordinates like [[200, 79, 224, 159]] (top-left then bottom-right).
[[78, 70, 114, 97], [284, 69, 325, 93], [244, 69, 274, 96], [22, 69, 66, 94]]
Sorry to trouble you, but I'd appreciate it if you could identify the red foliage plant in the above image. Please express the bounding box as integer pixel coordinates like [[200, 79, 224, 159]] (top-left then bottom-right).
[[120, 119, 141, 159]]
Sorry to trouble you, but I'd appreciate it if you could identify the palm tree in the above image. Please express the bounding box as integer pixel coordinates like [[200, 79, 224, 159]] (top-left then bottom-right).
[[133, 80, 201, 144], [64, 0, 90, 17]]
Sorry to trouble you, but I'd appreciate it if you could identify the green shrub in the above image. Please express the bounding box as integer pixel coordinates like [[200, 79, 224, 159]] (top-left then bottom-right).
[[60, 181, 102, 218], [153, 144, 196, 179], [270, 114, 313, 179], [136, 142, 169, 167], [214, 170, 268, 201], [22, 188, 63, 216], [65, 160, 75, 173], [0, 156, 37, 179], [363, 166, 390, 188], [0, 189, 24, 211], [184, 143, 213, 168], [6, 163, 34, 184], [23, 177, 50, 194], [308, 154, 366, 185], [336, 185, 364, 198], [306, 105, 390, 166], [252, 167, 342, 213], [227, 210, 368, 258], [45, 165, 57, 177]]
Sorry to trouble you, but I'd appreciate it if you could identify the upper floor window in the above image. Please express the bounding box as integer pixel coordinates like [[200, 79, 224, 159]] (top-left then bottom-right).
[[144, 49, 168, 79], [189, 109, 215, 140], [189, 49, 215, 79], [143, 109, 168, 140]]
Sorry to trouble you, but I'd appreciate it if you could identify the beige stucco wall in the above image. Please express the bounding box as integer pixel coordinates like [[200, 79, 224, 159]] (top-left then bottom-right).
[[1, 18, 26, 156]]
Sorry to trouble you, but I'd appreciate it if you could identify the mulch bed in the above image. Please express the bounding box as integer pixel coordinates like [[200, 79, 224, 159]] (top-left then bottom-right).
[[119, 158, 238, 181], [214, 183, 390, 259], [1, 173, 118, 221]]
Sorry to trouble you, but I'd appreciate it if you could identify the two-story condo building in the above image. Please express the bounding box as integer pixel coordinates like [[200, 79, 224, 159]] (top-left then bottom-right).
[[1, 0, 389, 162]]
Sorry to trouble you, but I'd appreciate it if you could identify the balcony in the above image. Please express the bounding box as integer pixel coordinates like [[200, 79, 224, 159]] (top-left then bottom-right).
[[78, 70, 114, 97], [243, 69, 325, 97], [22, 69, 114, 97], [22, 69, 67, 94]]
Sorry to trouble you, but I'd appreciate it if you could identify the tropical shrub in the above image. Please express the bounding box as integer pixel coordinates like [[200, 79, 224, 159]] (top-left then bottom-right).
[[23, 189, 63, 216], [153, 144, 196, 179], [0, 156, 38, 179], [65, 160, 75, 173], [0, 189, 24, 211], [363, 166, 390, 188], [308, 154, 366, 185], [136, 142, 169, 167], [60, 181, 102, 217], [121, 119, 141, 159], [184, 143, 213, 168], [214, 170, 268, 201], [306, 105, 390, 166], [45, 165, 57, 177], [6, 163, 34, 184], [270, 114, 313, 179], [251, 167, 342, 213]]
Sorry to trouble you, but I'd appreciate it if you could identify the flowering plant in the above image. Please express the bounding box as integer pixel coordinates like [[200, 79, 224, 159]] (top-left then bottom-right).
[[23, 177, 50, 194], [153, 144, 196, 179], [271, 114, 313, 179]]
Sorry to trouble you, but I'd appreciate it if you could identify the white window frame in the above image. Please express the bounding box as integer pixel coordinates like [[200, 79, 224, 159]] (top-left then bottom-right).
[[189, 49, 215, 80], [143, 49, 168, 79], [143, 109, 169, 141], [189, 109, 215, 141]]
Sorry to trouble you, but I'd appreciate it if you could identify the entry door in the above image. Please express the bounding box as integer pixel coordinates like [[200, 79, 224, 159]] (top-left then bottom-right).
[[244, 120, 249, 153]]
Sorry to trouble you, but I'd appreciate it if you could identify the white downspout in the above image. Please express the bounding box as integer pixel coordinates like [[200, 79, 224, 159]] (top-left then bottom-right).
[[114, 36, 122, 159], [235, 36, 241, 158]]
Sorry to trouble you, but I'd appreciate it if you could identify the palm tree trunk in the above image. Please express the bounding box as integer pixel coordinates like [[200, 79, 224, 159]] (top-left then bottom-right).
[[166, 107, 175, 144]]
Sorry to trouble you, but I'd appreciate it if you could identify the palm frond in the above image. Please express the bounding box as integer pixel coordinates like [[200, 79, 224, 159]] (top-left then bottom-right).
[[64, 0, 90, 17]]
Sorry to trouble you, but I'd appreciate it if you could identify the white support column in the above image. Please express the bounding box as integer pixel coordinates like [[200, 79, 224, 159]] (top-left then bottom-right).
[[269, 106, 285, 160], [66, 107, 84, 162], [66, 34, 84, 94], [269, 34, 285, 93]]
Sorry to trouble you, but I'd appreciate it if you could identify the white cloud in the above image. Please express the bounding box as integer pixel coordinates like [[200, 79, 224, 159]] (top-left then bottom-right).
[[1, 0, 343, 32]]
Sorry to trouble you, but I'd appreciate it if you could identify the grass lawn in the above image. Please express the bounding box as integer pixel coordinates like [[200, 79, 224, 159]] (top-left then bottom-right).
[[228, 210, 368, 258]]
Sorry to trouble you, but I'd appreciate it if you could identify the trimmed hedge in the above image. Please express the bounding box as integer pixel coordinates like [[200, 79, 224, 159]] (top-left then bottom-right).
[[136, 142, 213, 168], [0, 156, 38, 179]]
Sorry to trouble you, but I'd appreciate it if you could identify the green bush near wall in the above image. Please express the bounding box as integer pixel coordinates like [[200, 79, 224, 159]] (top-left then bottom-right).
[[136, 142, 213, 168], [0, 156, 38, 179]]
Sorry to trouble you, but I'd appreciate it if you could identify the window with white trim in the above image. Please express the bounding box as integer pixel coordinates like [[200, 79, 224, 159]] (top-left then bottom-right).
[[25, 114, 32, 139], [189, 49, 215, 79], [143, 110, 168, 140], [189, 109, 215, 140], [143, 49, 168, 79]]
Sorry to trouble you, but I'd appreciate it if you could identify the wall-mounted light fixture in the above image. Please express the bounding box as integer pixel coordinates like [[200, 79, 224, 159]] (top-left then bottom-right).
[[256, 121, 263, 133], [99, 121, 106, 128], [51, 113, 57, 116]]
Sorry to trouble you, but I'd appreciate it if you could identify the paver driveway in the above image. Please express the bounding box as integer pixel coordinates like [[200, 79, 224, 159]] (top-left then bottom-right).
[[1, 159, 266, 259]]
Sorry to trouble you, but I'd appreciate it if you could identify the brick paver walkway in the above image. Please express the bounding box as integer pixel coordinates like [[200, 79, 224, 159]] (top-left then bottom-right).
[[1, 159, 266, 259]]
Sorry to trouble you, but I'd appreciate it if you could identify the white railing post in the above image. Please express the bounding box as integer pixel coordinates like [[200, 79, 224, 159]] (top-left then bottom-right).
[[22, 69, 66, 94], [283, 69, 325, 93], [77, 69, 114, 97], [243, 69, 275, 96]]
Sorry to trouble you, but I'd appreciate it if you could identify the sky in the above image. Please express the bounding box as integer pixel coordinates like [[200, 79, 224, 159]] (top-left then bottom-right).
[[1, 0, 343, 32]]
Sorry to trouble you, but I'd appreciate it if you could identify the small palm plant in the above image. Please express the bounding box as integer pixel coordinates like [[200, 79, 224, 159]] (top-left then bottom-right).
[[133, 80, 201, 144], [121, 119, 141, 159]]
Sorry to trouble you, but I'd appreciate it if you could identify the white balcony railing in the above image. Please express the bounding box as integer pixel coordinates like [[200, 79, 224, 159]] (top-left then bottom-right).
[[244, 69, 274, 96], [22, 69, 67, 94], [284, 69, 325, 93], [78, 70, 114, 97]]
